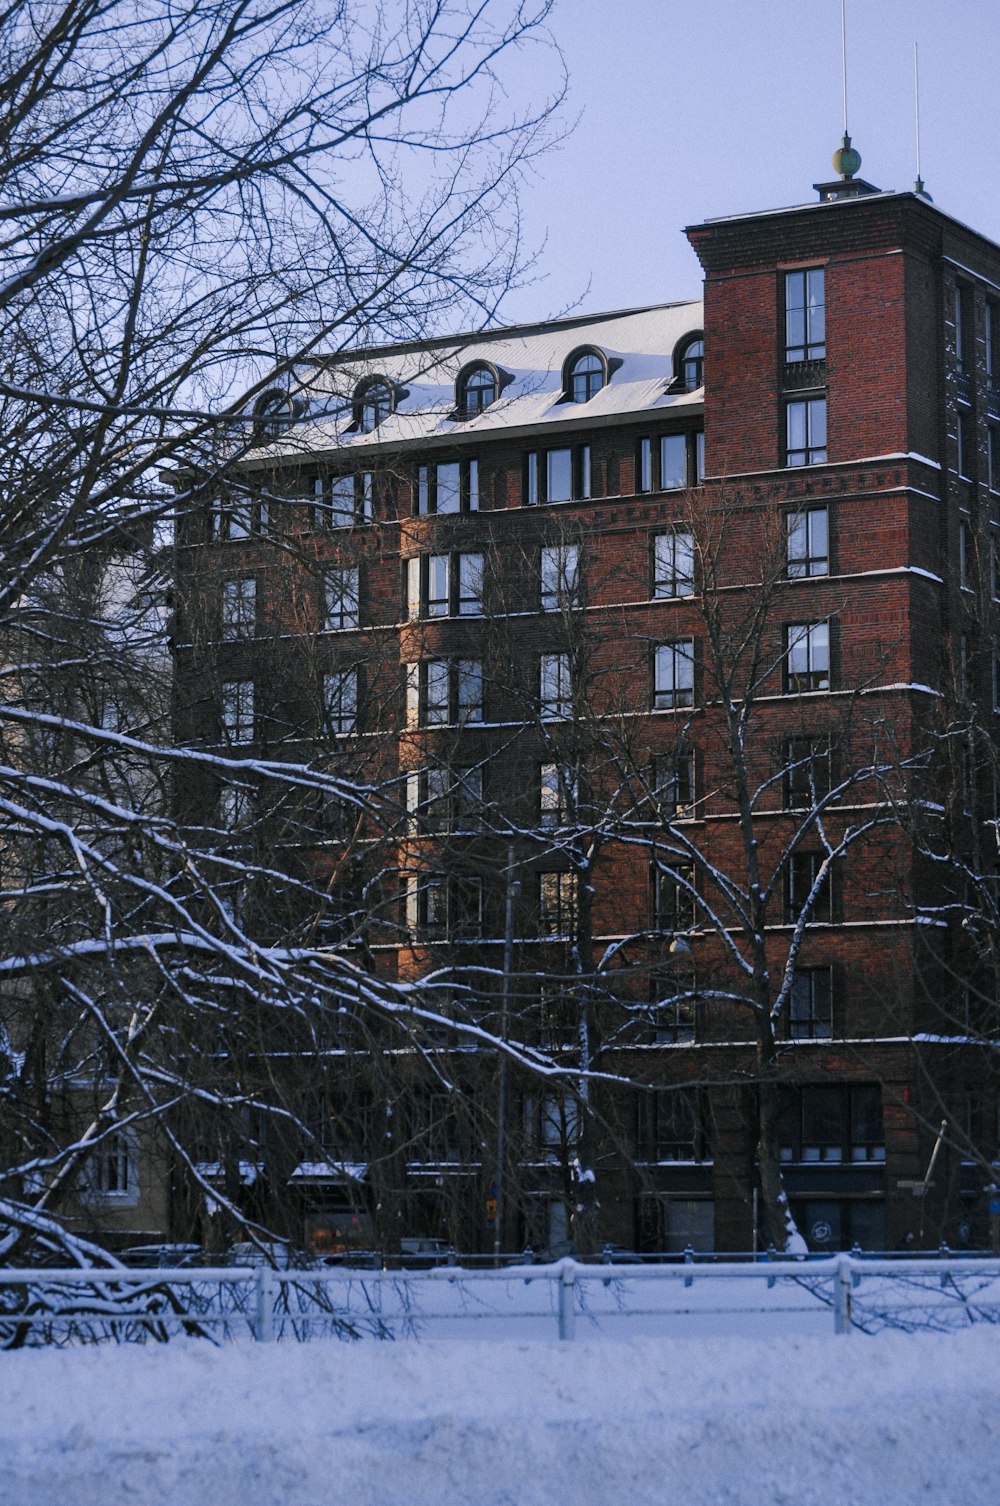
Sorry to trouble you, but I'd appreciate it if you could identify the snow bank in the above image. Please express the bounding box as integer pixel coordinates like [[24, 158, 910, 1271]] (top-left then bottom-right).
[[1, 1329, 998, 1505]]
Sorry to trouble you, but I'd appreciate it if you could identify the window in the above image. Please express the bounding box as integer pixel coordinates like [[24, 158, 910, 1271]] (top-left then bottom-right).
[[406, 552, 483, 618], [566, 349, 606, 403], [653, 751, 696, 817], [408, 872, 484, 938], [990, 428, 1000, 491], [539, 652, 572, 718], [784, 737, 832, 808], [784, 268, 825, 362], [988, 299, 1000, 390], [221, 577, 256, 639], [83, 1131, 138, 1203], [786, 851, 832, 923], [648, 984, 697, 1044], [325, 567, 360, 631], [254, 389, 297, 442], [677, 335, 704, 392], [960, 521, 972, 589], [212, 497, 257, 540], [408, 659, 483, 726], [458, 363, 497, 415], [316, 472, 374, 528], [218, 782, 252, 830], [636, 1088, 708, 1159], [539, 870, 577, 936], [785, 622, 830, 692], [524, 1093, 581, 1159], [654, 640, 695, 709], [653, 530, 695, 597], [416, 458, 479, 514], [539, 762, 578, 828], [660, 434, 687, 490], [957, 406, 974, 480], [524, 445, 590, 504], [408, 765, 483, 833], [954, 283, 971, 373], [785, 398, 827, 466], [540, 543, 581, 611], [323, 668, 358, 735], [780, 1084, 884, 1164], [790, 968, 833, 1039], [221, 679, 254, 743], [637, 431, 703, 493], [994, 536, 1000, 599], [355, 379, 393, 433], [653, 863, 695, 931], [786, 507, 829, 577]]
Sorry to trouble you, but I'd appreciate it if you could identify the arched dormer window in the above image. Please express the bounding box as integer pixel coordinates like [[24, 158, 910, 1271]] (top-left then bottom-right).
[[564, 347, 608, 403], [354, 377, 394, 433], [254, 389, 298, 443], [457, 362, 498, 417], [674, 334, 704, 392]]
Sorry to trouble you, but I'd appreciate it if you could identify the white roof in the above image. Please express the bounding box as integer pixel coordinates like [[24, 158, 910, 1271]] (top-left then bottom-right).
[[253, 302, 704, 460]]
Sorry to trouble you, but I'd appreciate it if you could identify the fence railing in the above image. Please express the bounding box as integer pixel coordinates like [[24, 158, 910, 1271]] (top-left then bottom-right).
[[4, 1254, 1000, 1346]]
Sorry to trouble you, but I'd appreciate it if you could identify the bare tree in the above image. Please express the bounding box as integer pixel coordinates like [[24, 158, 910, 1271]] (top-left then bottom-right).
[[0, 0, 565, 1268]]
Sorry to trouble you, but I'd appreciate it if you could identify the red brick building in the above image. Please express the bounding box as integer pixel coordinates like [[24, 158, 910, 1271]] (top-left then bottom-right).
[[174, 156, 1000, 1256]]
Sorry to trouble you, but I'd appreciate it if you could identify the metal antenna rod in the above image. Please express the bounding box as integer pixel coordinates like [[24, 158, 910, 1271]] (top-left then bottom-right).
[[841, 0, 849, 135], [913, 42, 923, 187]]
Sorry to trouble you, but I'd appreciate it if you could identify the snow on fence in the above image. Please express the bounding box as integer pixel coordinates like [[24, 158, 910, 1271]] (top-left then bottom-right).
[[3, 1255, 1000, 1347]]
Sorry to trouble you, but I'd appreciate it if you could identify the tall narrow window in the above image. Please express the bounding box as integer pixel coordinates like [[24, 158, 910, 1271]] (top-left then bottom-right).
[[786, 398, 827, 466], [958, 407, 974, 480], [653, 752, 696, 817], [539, 762, 577, 828], [457, 552, 484, 616], [653, 863, 695, 931], [455, 659, 483, 724], [959, 521, 973, 589], [786, 507, 829, 576], [680, 337, 704, 391], [221, 680, 254, 743], [540, 652, 572, 718], [323, 668, 358, 735], [786, 851, 832, 923], [427, 554, 450, 616], [785, 622, 830, 692], [540, 543, 581, 611], [653, 531, 695, 597], [325, 567, 360, 630], [546, 449, 573, 503], [356, 380, 392, 433], [653, 641, 695, 709], [660, 434, 687, 490], [221, 578, 256, 639], [785, 738, 832, 808], [539, 871, 577, 936], [784, 268, 825, 362], [955, 284, 969, 372], [790, 968, 833, 1039]]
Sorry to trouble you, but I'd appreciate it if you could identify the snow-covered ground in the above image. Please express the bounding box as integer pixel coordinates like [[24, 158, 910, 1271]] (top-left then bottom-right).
[[1, 1327, 998, 1505]]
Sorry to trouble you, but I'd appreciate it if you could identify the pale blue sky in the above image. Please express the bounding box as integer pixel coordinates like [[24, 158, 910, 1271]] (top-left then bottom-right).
[[506, 0, 1000, 321]]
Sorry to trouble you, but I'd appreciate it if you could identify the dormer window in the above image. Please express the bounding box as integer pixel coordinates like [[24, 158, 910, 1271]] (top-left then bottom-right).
[[354, 378, 393, 433], [457, 363, 497, 416], [254, 389, 297, 442], [565, 348, 607, 403], [677, 336, 704, 392]]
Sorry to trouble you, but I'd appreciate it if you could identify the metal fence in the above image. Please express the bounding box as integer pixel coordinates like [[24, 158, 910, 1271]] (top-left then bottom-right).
[[4, 1254, 1000, 1346]]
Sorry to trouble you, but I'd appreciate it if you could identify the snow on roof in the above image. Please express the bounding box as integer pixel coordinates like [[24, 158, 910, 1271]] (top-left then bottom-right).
[[252, 302, 704, 460], [289, 1160, 367, 1184]]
